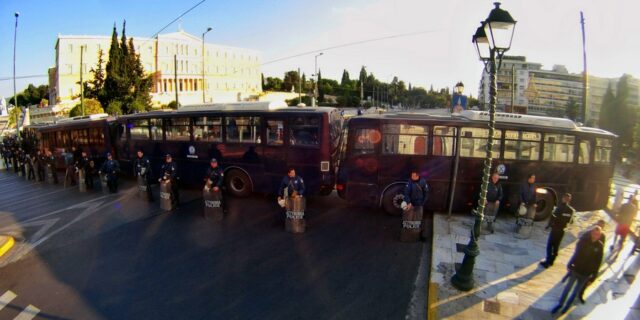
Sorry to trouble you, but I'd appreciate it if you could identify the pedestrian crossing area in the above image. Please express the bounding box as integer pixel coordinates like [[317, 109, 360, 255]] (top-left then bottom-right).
[[0, 290, 41, 320]]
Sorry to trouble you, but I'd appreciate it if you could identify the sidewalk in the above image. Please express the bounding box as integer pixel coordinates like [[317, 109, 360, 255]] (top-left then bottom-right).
[[429, 209, 640, 320]]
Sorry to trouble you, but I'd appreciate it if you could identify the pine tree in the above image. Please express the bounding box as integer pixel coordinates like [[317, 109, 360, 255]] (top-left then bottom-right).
[[104, 24, 123, 107], [615, 75, 635, 147], [318, 70, 324, 103], [599, 83, 615, 131], [127, 38, 152, 112], [341, 70, 350, 87]]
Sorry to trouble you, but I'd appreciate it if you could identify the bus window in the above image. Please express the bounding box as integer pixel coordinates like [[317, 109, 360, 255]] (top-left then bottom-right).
[[433, 126, 457, 156], [267, 120, 284, 145], [290, 116, 320, 147], [352, 128, 378, 155], [543, 133, 575, 162], [76, 129, 89, 145], [594, 138, 612, 164], [89, 128, 101, 145], [193, 117, 222, 142], [382, 124, 428, 155], [504, 130, 541, 160], [226, 116, 261, 143], [70, 130, 79, 145], [578, 139, 591, 164], [131, 119, 150, 140], [166, 118, 191, 141], [150, 119, 164, 141], [460, 127, 501, 158], [119, 123, 128, 142]]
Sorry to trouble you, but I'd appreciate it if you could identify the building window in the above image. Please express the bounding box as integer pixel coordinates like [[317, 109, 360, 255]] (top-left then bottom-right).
[[66, 64, 73, 74]]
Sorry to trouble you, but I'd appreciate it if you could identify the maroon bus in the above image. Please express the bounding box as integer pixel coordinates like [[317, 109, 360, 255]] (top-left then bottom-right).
[[336, 110, 616, 220]]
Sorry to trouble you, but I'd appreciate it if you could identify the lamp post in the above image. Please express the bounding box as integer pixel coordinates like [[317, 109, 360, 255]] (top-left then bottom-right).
[[13, 12, 20, 138], [451, 2, 516, 292], [313, 52, 323, 107], [202, 27, 212, 103]]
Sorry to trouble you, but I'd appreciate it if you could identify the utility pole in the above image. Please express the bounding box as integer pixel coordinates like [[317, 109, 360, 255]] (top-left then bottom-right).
[[298, 67, 301, 104], [13, 12, 19, 137], [80, 45, 85, 116], [202, 27, 212, 103], [511, 64, 515, 113], [174, 54, 179, 108], [580, 11, 588, 123]]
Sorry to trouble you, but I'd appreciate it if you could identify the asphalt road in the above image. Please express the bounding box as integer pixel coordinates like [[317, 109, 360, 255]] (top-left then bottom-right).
[[0, 170, 430, 320]]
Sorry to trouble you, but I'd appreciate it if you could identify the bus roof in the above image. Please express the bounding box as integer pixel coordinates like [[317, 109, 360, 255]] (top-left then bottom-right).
[[118, 102, 336, 120], [353, 110, 616, 137]]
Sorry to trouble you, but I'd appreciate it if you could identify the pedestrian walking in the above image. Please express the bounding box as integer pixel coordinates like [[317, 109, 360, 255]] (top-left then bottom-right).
[[400, 170, 429, 242], [159, 154, 179, 208], [484, 172, 503, 233], [99, 152, 120, 193], [516, 174, 537, 237], [134, 149, 153, 201], [574, 219, 606, 303], [25, 152, 35, 180], [540, 193, 575, 268], [551, 227, 604, 315], [611, 197, 638, 251]]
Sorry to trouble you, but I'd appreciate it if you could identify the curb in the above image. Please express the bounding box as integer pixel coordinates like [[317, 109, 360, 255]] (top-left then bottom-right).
[[0, 235, 15, 258]]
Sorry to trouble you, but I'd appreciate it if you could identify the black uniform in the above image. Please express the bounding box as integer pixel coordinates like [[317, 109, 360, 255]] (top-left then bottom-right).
[[100, 158, 120, 193], [542, 202, 575, 266], [36, 152, 46, 181], [160, 161, 179, 206], [1, 147, 9, 169], [77, 155, 94, 189], [205, 165, 225, 210], [25, 153, 35, 180], [47, 154, 59, 184], [134, 155, 154, 201], [17, 149, 26, 176]]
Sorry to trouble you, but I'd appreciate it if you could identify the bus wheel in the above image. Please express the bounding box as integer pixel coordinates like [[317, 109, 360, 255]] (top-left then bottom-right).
[[534, 189, 556, 221], [382, 185, 404, 216], [226, 170, 252, 198]]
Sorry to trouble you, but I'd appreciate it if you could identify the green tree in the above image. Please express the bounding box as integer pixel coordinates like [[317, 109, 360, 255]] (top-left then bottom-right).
[[283, 70, 300, 92], [126, 38, 153, 111], [286, 96, 312, 106], [340, 69, 351, 87], [264, 77, 283, 91], [7, 106, 22, 128], [69, 99, 104, 117], [84, 49, 106, 104], [565, 97, 579, 121], [8, 84, 49, 107], [106, 100, 123, 116], [167, 101, 178, 110], [615, 75, 635, 148], [104, 24, 125, 108], [598, 83, 615, 131], [317, 70, 324, 103]]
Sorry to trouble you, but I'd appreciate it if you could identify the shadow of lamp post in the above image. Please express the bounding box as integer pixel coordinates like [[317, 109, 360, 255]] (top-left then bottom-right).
[[450, 2, 516, 292]]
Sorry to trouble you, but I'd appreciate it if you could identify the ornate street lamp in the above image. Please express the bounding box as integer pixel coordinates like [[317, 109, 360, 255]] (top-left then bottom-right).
[[455, 82, 464, 95], [451, 2, 516, 292]]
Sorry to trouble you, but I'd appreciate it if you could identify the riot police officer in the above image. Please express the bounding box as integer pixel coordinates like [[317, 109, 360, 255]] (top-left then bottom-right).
[[278, 168, 305, 200], [134, 149, 154, 201], [159, 154, 179, 208], [25, 151, 35, 180], [46, 150, 59, 184], [77, 151, 94, 190], [35, 150, 46, 181], [204, 158, 225, 211], [99, 152, 120, 193]]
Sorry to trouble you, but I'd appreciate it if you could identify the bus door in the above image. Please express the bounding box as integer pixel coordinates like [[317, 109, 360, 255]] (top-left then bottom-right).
[[263, 117, 287, 193], [429, 126, 458, 211], [343, 124, 381, 204], [286, 115, 325, 195]]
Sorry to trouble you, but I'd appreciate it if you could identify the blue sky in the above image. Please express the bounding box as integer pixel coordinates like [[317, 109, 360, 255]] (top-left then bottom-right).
[[1, 0, 640, 101]]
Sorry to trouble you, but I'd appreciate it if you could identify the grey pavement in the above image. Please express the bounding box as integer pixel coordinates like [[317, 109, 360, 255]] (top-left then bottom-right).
[[429, 173, 640, 320]]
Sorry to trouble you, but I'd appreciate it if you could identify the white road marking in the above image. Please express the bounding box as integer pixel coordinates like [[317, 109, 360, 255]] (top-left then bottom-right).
[[405, 241, 430, 320], [0, 290, 17, 311], [13, 304, 40, 320]]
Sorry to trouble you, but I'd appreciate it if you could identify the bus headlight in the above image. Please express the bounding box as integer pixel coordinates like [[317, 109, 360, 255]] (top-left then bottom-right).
[[320, 161, 330, 172], [536, 188, 548, 194]]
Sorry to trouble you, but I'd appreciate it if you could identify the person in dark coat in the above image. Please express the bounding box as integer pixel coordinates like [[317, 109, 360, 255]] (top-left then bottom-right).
[[205, 158, 225, 212], [518, 174, 537, 227], [551, 227, 604, 315], [35, 149, 46, 182], [159, 154, 179, 207], [575, 219, 606, 303], [402, 170, 429, 210], [134, 149, 153, 201], [99, 152, 120, 193], [278, 168, 305, 200], [46, 150, 59, 184], [484, 172, 503, 233], [540, 193, 575, 268], [77, 151, 94, 190]]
